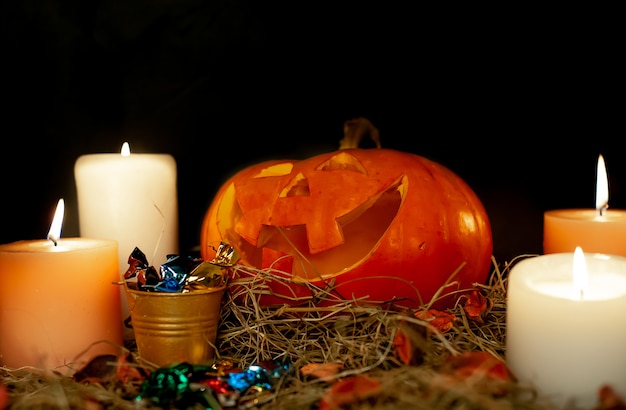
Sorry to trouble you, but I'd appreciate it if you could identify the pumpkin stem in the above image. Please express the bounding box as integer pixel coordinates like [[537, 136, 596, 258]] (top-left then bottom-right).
[[339, 117, 382, 149]]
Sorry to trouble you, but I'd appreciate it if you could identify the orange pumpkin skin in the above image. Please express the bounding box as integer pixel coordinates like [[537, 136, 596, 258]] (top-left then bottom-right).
[[201, 148, 492, 309]]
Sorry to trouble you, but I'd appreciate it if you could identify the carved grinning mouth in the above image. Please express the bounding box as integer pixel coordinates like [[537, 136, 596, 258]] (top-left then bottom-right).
[[230, 152, 405, 280], [266, 178, 403, 280]]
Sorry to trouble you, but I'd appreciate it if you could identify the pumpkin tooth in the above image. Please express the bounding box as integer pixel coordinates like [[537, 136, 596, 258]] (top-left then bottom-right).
[[280, 173, 310, 197], [235, 214, 261, 246]]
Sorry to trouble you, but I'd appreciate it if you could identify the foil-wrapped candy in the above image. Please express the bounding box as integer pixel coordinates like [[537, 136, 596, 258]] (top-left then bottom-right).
[[124, 242, 239, 293], [138, 359, 291, 408]]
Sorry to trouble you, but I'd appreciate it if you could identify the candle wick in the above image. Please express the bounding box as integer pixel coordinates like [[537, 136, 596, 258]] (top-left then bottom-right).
[[580, 288, 584, 300], [598, 204, 608, 217], [47, 236, 58, 246]]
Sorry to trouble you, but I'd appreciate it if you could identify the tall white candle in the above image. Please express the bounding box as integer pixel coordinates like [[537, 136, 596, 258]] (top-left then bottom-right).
[[506, 249, 626, 409], [74, 143, 179, 334]]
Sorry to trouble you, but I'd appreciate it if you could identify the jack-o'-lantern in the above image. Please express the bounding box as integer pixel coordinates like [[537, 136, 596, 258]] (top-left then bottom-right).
[[201, 118, 492, 309]]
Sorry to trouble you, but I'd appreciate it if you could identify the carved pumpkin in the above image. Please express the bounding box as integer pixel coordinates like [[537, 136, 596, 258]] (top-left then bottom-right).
[[201, 119, 492, 309]]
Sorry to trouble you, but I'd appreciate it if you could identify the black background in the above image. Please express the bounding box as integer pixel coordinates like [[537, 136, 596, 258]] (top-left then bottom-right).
[[2, 3, 624, 263]]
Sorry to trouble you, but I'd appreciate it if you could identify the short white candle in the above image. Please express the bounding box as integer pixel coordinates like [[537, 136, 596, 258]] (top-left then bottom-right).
[[74, 143, 179, 333], [506, 249, 626, 409]]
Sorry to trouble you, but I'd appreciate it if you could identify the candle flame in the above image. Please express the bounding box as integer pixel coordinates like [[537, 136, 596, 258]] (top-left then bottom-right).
[[572, 246, 588, 300], [596, 154, 608, 215], [47, 198, 65, 245], [121, 142, 131, 157]]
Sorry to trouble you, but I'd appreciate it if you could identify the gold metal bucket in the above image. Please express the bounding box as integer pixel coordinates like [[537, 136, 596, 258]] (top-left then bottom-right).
[[124, 282, 226, 367]]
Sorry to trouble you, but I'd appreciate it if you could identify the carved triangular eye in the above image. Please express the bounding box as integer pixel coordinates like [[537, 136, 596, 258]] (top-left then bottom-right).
[[252, 163, 293, 178], [280, 173, 309, 197], [316, 152, 367, 174]]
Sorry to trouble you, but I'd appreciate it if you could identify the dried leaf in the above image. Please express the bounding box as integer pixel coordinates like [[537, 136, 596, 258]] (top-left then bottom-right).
[[442, 351, 512, 381], [415, 309, 457, 333], [0, 382, 8, 410], [439, 351, 514, 396], [595, 385, 626, 410], [319, 375, 382, 410], [300, 363, 344, 381], [72, 354, 118, 384], [463, 290, 493, 324], [116, 352, 150, 384], [392, 320, 429, 365]]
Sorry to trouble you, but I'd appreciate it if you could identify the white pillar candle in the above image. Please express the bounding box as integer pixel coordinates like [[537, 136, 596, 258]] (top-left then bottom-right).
[[74, 143, 179, 333], [506, 249, 626, 409]]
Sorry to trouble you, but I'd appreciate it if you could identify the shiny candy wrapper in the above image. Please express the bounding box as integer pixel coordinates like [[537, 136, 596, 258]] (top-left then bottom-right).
[[186, 241, 241, 291], [123, 243, 238, 293], [124, 247, 172, 291], [211, 241, 240, 266], [138, 360, 291, 408], [138, 362, 222, 408], [123, 247, 150, 285], [155, 253, 201, 292]]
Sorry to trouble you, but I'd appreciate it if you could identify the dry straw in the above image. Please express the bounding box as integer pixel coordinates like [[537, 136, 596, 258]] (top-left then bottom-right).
[[1, 255, 568, 409], [214, 254, 560, 409]]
